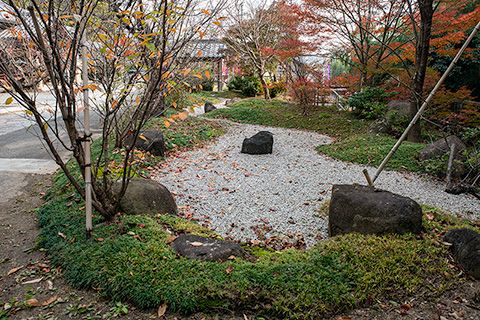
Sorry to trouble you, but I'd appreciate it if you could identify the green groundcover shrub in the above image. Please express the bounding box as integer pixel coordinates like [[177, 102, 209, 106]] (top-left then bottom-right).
[[35, 160, 476, 319]]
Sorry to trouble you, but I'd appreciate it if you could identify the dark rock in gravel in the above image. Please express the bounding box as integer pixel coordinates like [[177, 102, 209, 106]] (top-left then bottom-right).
[[241, 131, 273, 155], [125, 130, 165, 157], [172, 234, 245, 262], [328, 184, 422, 237], [444, 228, 480, 279], [116, 177, 177, 215], [204, 102, 217, 113]]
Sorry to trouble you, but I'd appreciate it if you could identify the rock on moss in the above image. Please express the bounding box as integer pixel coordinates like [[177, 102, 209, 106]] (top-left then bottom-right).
[[117, 177, 177, 215]]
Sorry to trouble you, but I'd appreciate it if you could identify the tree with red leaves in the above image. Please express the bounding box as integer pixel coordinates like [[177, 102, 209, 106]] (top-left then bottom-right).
[[223, 0, 311, 100]]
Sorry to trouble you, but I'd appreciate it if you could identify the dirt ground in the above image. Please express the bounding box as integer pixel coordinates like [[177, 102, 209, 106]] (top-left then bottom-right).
[[1, 173, 480, 320]]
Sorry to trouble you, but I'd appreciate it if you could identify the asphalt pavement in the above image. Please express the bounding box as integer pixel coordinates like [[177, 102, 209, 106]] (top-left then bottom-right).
[[0, 91, 102, 201]]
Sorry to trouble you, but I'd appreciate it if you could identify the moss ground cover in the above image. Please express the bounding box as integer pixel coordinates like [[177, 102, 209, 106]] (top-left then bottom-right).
[[316, 134, 426, 172], [204, 97, 370, 139], [37, 107, 479, 318]]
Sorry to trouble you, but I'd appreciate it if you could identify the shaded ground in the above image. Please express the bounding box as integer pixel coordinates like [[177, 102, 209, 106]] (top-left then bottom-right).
[[2, 173, 480, 320]]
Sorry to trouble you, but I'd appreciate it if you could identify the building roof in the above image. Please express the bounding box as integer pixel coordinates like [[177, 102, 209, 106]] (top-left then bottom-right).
[[181, 39, 226, 60]]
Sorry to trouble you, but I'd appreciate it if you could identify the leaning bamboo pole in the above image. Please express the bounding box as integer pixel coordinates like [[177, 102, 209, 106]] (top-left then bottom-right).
[[363, 20, 480, 186]]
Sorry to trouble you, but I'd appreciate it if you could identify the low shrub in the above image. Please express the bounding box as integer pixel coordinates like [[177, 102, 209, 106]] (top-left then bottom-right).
[[227, 75, 262, 97], [348, 87, 392, 119]]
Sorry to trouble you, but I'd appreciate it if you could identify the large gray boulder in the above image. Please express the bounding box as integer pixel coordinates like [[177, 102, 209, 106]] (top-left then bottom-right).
[[444, 228, 480, 279], [386, 100, 410, 117], [328, 184, 422, 237], [125, 130, 165, 157], [172, 234, 245, 262], [225, 97, 241, 106], [418, 135, 467, 161], [367, 118, 391, 134], [117, 178, 177, 215], [418, 135, 467, 178], [241, 131, 273, 155]]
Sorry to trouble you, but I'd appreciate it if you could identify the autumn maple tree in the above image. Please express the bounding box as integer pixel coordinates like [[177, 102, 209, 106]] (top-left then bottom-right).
[[223, 0, 306, 99], [0, 0, 225, 220]]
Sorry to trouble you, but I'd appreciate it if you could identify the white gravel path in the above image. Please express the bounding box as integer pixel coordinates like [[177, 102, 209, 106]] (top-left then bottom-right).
[[153, 119, 479, 248]]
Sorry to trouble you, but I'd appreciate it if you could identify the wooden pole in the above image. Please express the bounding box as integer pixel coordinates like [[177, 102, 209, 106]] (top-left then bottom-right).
[[81, 29, 93, 240], [363, 20, 480, 186]]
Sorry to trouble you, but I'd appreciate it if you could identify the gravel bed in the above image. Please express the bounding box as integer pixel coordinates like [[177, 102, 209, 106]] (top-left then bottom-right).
[[153, 121, 479, 248]]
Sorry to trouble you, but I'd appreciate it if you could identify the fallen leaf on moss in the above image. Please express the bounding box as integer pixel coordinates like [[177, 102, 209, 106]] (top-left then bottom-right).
[[158, 302, 167, 317], [166, 236, 177, 244], [226, 266, 233, 274]]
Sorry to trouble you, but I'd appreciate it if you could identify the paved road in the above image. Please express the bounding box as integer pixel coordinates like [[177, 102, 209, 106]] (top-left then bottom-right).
[[0, 92, 102, 201]]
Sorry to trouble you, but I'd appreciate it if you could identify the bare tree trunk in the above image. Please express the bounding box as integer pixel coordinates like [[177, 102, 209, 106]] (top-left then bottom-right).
[[259, 74, 270, 100], [407, 0, 434, 143]]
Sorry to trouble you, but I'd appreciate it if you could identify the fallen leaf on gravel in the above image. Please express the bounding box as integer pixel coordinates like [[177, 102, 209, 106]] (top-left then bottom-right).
[[41, 296, 57, 306], [26, 299, 40, 307], [158, 302, 167, 317], [7, 266, 23, 275], [23, 278, 42, 285], [190, 242, 203, 246], [337, 317, 352, 320], [225, 266, 233, 274], [166, 236, 177, 244], [47, 280, 54, 290]]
